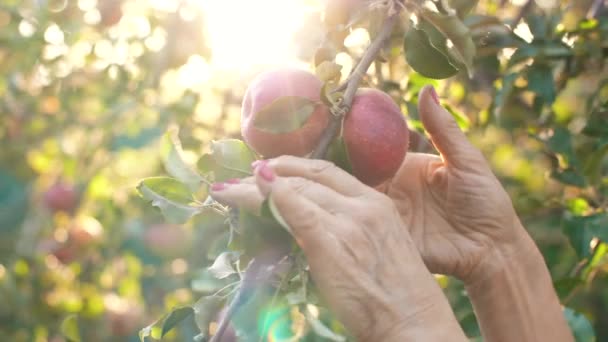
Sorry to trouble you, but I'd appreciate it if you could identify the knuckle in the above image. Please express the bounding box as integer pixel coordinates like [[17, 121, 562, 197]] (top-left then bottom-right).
[[309, 159, 336, 175], [273, 154, 297, 166], [286, 177, 314, 195]]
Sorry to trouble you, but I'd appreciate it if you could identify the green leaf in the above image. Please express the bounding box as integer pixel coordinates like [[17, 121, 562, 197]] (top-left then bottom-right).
[[582, 110, 608, 137], [562, 213, 608, 258], [404, 26, 459, 79], [191, 268, 232, 294], [326, 135, 353, 175], [305, 307, 346, 342], [0, 169, 28, 233], [508, 41, 571, 68], [252, 96, 318, 133], [419, 9, 476, 75], [208, 251, 241, 279], [554, 277, 583, 299], [162, 307, 195, 336], [193, 295, 223, 339], [493, 72, 518, 123], [198, 139, 256, 182], [137, 177, 203, 224], [564, 308, 596, 342], [551, 169, 586, 188], [444, 104, 471, 131], [583, 143, 608, 184], [527, 64, 556, 104], [160, 128, 206, 192], [449, 0, 479, 17], [60, 315, 81, 342], [140, 307, 195, 341]]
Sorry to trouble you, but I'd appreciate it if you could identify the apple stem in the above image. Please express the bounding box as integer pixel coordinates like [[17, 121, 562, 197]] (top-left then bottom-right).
[[311, 12, 401, 159]]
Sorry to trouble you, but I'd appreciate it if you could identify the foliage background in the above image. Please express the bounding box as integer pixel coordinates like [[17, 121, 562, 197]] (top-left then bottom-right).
[[0, 0, 606, 341]]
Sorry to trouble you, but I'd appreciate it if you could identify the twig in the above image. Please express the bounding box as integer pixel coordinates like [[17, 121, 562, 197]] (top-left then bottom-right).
[[512, 0, 533, 27], [210, 252, 289, 342], [311, 13, 400, 159], [588, 0, 605, 19], [212, 7, 402, 341]]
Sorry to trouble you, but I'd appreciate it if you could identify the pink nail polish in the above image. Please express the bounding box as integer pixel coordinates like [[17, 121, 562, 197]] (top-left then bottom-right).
[[259, 163, 275, 182], [428, 86, 440, 105], [226, 178, 240, 184], [251, 160, 263, 170], [211, 183, 226, 191]]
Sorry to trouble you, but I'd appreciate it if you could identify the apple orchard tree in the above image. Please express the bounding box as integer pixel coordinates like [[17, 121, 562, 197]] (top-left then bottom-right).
[[136, 0, 606, 341], [1, 0, 606, 341]]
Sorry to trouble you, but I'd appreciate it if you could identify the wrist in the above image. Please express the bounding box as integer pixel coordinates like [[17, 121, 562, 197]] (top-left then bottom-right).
[[462, 221, 575, 342], [368, 295, 467, 342], [465, 219, 540, 290], [366, 269, 467, 342]]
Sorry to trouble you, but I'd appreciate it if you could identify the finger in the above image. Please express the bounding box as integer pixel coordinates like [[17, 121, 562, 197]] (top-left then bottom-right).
[[252, 161, 345, 254], [209, 180, 264, 213], [263, 155, 368, 197], [418, 85, 488, 172], [254, 160, 349, 213]]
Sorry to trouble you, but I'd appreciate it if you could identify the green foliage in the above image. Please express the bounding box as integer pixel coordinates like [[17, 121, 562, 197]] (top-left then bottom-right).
[[2, 0, 608, 341]]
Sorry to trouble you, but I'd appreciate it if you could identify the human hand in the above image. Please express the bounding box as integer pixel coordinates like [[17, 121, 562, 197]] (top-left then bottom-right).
[[211, 157, 467, 341], [382, 86, 531, 285], [387, 86, 575, 342]]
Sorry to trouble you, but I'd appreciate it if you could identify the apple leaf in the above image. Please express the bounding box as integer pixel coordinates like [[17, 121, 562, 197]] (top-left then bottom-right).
[[252, 96, 318, 134], [193, 295, 223, 339], [404, 26, 459, 79], [139, 307, 194, 341], [60, 315, 81, 342], [191, 268, 232, 294], [562, 213, 608, 258], [161, 307, 195, 336], [262, 198, 293, 236], [420, 9, 476, 76], [160, 127, 206, 192], [449, 0, 479, 17], [137, 177, 203, 224], [563, 308, 595, 342], [208, 251, 241, 279], [326, 135, 353, 175], [198, 139, 256, 182]]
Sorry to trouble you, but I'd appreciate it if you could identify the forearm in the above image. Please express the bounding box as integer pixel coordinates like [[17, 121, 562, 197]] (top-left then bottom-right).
[[465, 225, 574, 342], [377, 270, 469, 342]]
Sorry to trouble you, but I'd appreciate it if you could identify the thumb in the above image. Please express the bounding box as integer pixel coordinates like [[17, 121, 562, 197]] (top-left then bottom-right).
[[418, 85, 487, 171]]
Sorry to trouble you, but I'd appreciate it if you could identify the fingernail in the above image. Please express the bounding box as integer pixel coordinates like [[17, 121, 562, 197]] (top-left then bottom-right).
[[428, 86, 440, 105], [251, 160, 263, 170], [258, 162, 276, 182], [226, 178, 240, 184], [211, 183, 226, 191]]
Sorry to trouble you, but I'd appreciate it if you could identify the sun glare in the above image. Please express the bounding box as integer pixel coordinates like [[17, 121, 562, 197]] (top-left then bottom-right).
[[199, 0, 312, 71]]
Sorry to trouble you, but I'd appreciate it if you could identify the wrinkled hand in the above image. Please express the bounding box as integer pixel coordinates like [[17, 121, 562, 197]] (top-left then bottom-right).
[[382, 86, 530, 284], [211, 157, 466, 341]]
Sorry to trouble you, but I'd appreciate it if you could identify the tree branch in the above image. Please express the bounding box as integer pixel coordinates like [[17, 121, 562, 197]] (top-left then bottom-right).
[[311, 13, 400, 159]]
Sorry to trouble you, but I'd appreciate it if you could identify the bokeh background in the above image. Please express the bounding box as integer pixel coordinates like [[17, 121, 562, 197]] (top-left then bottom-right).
[[0, 0, 607, 341]]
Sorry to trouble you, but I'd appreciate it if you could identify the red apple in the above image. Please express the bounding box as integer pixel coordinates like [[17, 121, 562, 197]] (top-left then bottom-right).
[[98, 0, 123, 28], [241, 68, 330, 158], [68, 215, 104, 247], [343, 88, 409, 186], [143, 223, 191, 259], [104, 294, 144, 337], [38, 238, 77, 264], [44, 182, 79, 213]]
